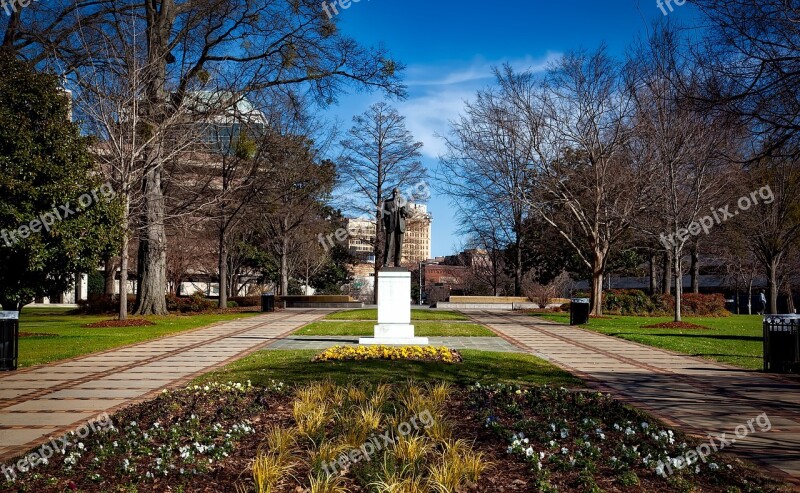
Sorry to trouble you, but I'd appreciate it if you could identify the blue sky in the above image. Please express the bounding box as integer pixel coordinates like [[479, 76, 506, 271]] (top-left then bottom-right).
[[324, 0, 701, 257]]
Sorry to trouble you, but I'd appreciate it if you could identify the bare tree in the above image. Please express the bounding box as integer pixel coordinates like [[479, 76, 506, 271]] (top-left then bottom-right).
[[6, 0, 405, 314], [338, 102, 426, 303], [629, 27, 737, 322], [497, 48, 653, 316], [439, 83, 531, 296]]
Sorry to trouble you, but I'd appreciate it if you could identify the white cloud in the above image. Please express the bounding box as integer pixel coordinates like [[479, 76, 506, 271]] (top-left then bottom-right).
[[396, 52, 562, 158]]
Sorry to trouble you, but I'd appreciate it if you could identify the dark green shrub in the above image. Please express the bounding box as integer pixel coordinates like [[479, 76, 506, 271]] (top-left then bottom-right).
[[228, 296, 260, 307], [226, 300, 239, 308]]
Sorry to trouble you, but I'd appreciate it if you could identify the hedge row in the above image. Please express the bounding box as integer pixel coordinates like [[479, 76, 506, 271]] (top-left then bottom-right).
[[577, 290, 728, 316], [603, 289, 728, 317], [77, 293, 229, 314]]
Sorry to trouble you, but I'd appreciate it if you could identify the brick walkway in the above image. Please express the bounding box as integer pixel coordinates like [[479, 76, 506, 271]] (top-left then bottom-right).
[[268, 335, 519, 352], [468, 311, 800, 486], [0, 309, 331, 462]]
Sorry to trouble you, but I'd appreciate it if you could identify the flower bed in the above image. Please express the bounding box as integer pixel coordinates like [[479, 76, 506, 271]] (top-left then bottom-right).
[[312, 345, 463, 363], [467, 383, 786, 492]]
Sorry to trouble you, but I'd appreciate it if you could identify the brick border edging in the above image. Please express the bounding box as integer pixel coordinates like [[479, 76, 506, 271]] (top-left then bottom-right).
[[466, 310, 800, 488], [0, 309, 329, 463], [530, 313, 800, 386], [0, 310, 273, 376]]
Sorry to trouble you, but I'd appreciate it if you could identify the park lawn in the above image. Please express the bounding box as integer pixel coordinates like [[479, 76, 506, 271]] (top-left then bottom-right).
[[537, 312, 764, 370], [294, 320, 496, 337], [324, 308, 468, 321], [17, 307, 261, 367], [193, 349, 583, 388]]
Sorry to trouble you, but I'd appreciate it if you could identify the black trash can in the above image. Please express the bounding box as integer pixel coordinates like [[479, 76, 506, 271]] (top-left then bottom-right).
[[261, 294, 275, 313], [763, 314, 800, 373], [570, 298, 591, 326], [0, 311, 19, 371]]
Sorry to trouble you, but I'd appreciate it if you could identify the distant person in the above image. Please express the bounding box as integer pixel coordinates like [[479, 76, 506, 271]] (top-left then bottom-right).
[[759, 291, 767, 315]]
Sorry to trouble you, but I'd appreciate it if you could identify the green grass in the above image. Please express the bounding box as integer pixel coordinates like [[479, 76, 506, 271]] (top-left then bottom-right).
[[536, 313, 764, 370], [16, 307, 261, 367], [324, 309, 468, 321], [294, 320, 496, 337], [193, 349, 583, 388]]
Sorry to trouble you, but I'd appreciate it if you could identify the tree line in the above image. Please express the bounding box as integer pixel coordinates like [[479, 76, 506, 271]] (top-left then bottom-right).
[[438, 5, 800, 319]]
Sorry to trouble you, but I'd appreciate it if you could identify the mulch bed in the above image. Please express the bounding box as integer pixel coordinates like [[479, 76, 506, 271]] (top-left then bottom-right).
[[18, 332, 52, 338], [81, 319, 156, 328], [642, 322, 711, 330], [2, 383, 790, 493]]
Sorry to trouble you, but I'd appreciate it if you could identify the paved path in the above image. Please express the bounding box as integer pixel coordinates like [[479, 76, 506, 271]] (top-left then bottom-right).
[[0, 309, 331, 462], [269, 335, 518, 352], [468, 311, 800, 486]]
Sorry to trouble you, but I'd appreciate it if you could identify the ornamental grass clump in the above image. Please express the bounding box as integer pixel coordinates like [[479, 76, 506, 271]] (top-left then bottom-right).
[[311, 345, 463, 363]]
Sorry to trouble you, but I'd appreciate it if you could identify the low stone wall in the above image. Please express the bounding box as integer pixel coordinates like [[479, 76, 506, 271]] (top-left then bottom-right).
[[436, 302, 564, 311], [449, 296, 531, 304], [282, 301, 364, 309]]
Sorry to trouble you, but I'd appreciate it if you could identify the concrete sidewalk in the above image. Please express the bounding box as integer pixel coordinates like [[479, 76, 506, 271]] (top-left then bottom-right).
[[0, 309, 331, 462], [468, 311, 800, 486], [268, 335, 519, 352]]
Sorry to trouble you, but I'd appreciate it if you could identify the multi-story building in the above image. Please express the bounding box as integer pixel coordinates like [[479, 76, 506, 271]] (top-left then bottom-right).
[[345, 203, 432, 265]]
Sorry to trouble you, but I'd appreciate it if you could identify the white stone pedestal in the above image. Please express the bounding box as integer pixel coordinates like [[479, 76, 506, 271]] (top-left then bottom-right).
[[359, 269, 429, 346]]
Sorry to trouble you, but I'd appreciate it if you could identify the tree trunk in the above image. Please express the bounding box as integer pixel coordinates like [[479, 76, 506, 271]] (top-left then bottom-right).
[[104, 257, 116, 295], [767, 257, 780, 314], [691, 244, 700, 294], [119, 197, 130, 321], [747, 280, 753, 315], [218, 232, 228, 309], [136, 0, 174, 316], [673, 246, 683, 322], [280, 237, 289, 296], [514, 234, 523, 297], [74, 274, 82, 303], [590, 247, 606, 316], [135, 168, 168, 315], [662, 252, 672, 295], [649, 252, 658, 295], [373, 201, 383, 305]]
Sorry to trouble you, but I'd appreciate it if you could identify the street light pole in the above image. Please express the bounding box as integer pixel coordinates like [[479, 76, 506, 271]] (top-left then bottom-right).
[[419, 261, 424, 306]]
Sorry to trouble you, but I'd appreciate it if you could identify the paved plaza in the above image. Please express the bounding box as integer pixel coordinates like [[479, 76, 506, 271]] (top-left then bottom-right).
[[1, 308, 799, 487], [0, 309, 331, 462], [467, 311, 800, 486]]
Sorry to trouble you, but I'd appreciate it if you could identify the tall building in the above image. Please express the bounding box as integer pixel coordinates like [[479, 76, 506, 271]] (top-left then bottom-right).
[[345, 203, 432, 265]]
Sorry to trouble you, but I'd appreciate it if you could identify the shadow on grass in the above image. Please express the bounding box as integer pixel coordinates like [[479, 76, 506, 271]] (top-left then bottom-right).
[[607, 332, 762, 343], [195, 349, 583, 389]]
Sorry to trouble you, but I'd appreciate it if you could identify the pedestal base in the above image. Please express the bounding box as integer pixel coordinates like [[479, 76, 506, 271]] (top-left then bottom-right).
[[359, 337, 430, 346], [358, 270, 429, 346]]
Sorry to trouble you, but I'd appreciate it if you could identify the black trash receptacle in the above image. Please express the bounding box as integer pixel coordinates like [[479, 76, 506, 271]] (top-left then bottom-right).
[[570, 298, 591, 326], [763, 315, 800, 373], [261, 294, 275, 313], [0, 311, 19, 371]]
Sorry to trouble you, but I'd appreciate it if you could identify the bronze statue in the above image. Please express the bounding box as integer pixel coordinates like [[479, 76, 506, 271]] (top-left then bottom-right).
[[381, 188, 407, 268]]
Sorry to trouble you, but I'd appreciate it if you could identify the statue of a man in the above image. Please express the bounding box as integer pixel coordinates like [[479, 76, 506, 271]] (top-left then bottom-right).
[[381, 188, 407, 268]]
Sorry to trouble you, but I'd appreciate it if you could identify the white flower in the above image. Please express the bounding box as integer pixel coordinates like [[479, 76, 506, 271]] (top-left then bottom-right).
[[709, 463, 719, 470], [641, 422, 649, 430], [561, 447, 569, 455], [560, 429, 569, 439], [525, 447, 534, 457]]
